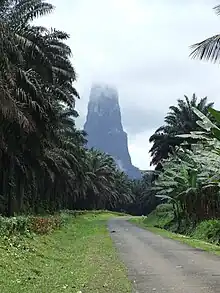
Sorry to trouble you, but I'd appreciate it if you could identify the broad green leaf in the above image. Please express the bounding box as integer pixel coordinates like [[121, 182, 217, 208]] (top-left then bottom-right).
[[177, 131, 208, 140], [211, 128, 220, 141], [193, 107, 218, 130], [155, 194, 173, 201], [196, 120, 211, 131], [184, 187, 197, 195], [208, 107, 220, 123]]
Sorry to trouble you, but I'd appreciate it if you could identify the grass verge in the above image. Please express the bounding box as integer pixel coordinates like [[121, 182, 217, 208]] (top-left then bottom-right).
[[0, 212, 131, 293], [129, 217, 220, 256]]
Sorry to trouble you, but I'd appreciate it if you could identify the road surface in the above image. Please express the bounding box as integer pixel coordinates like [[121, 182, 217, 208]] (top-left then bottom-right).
[[108, 218, 220, 293]]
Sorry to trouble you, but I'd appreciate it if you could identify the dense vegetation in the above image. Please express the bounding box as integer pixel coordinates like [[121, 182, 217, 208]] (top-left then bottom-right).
[[145, 4, 220, 242], [135, 98, 220, 243], [0, 0, 136, 217], [145, 96, 220, 237], [1, 0, 220, 234], [3, 1, 220, 291], [149, 94, 213, 168]]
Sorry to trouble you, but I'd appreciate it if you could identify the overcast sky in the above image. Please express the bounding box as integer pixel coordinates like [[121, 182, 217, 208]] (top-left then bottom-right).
[[40, 0, 220, 169]]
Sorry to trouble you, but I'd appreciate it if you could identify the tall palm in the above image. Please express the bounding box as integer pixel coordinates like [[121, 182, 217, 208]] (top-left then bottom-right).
[[0, 0, 79, 215], [83, 150, 117, 209], [0, 0, 134, 216], [149, 94, 213, 166]]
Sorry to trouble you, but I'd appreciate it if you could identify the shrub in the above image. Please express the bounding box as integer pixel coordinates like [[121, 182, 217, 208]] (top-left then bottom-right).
[[0, 216, 30, 236], [193, 219, 220, 244], [142, 203, 175, 229], [29, 216, 62, 234], [0, 214, 65, 236]]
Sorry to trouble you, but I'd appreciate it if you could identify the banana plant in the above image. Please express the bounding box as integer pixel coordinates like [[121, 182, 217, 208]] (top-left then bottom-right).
[[153, 141, 220, 225]]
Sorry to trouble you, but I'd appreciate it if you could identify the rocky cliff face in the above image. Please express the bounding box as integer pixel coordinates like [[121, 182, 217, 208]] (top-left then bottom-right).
[[84, 84, 142, 179]]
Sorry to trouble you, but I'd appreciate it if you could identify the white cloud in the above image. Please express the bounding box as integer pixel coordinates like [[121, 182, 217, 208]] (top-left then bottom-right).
[[128, 130, 154, 170], [38, 0, 220, 168]]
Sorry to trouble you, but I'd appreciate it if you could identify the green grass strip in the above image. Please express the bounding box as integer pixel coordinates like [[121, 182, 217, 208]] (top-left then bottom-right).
[[0, 212, 131, 293]]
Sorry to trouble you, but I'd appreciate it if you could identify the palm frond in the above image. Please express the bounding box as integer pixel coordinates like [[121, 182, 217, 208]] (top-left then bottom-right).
[[214, 5, 220, 15], [190, 34, 220, 63]]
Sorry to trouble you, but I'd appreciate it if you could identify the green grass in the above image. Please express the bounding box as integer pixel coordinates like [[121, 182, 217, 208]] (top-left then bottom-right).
[[129, 217, 220, 256], [64, 210, 129, 217], [0, 212, 131, 293]]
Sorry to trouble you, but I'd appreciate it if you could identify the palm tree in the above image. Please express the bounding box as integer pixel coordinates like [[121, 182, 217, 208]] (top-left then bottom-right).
[[149, 94, 213, 167], [0, 0, 52, 215], [83, 150, 119, 209], [0, 0, 79, 215], [0, 0, 134, 216], [190, 5, 220, 63]]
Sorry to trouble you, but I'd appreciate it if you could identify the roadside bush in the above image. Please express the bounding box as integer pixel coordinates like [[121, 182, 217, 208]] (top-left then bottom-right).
[[0, 216, 29, 236], [0, 214, 66, 236], [29, 216, 62, 234], [192, 219, 220, 244], [143, 204, 174, 229]]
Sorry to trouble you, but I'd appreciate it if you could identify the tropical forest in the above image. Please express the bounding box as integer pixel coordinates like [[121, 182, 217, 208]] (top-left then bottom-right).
[[1, 1, 220, 292]]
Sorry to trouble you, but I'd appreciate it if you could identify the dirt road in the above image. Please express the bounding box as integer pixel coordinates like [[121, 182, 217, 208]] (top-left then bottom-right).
[[108, 218, 220, 293]]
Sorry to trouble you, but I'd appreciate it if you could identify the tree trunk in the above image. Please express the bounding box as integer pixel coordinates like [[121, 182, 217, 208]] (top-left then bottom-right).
[[7, 156, 15, 217], [18, 177, 25, 214]]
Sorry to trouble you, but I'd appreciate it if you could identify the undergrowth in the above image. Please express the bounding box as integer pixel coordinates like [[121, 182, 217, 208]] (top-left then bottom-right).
[[131, 204, 220, 246], [193, 219, 220, 245], [0, 213, 69, 237]]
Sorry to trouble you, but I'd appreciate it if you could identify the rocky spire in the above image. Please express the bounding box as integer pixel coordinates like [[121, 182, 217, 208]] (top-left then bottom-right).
[[84, 84, 141, 179]]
